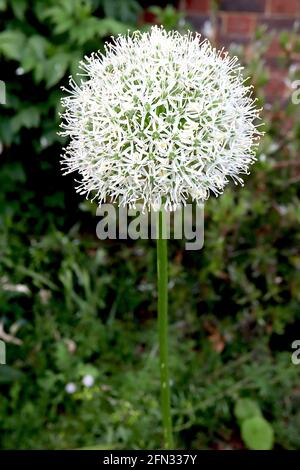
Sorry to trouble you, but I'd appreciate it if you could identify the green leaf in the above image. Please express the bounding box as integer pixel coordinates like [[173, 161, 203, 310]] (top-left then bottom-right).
[[148, 5, 184, 31], [70, 52, 83, 79], [234, 398, 262, 423], [102, 0, 141, 24], [0, 365, 24, 384], [279, 31, 290, 49], [11, 107, 41, 132], [69, 17, 129, 45], [21, 36, 49, 77], [11, 0, 27, 20], [45, 53, 69, 88], [0, 30, 26, 60], [241, 416, 274, 450], [95, 18, 130, 37], [27, 35, 49, 60]]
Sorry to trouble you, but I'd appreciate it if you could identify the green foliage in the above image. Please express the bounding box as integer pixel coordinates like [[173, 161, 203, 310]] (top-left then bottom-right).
[[234, 398, 274, 450], [1, 2, 300, 450], [0, 0, 139, 148], [234, 398, 262, 424], [241, 417, 274, 451], [149, 5, 187, 31]]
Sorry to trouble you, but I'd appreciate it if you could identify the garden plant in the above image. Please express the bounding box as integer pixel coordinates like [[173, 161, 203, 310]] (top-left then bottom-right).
[[0, 0, 300, 451]]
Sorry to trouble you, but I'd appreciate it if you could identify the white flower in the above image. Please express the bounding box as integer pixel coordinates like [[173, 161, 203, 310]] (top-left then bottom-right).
[[65, 382, 77, 394], [82, 374, 95, 388], [60, 26, 262, 211]]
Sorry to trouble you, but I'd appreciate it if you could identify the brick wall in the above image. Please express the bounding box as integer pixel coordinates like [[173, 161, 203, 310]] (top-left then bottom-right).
[[183, 0, 300, 40], [180, 0, 300, 100]]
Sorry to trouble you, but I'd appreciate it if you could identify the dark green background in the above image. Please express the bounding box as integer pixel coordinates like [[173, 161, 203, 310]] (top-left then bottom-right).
[[1, 0, 300, 449]]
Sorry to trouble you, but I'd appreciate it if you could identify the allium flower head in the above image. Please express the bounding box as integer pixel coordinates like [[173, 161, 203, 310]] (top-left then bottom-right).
[[60, 26, 261, 211]]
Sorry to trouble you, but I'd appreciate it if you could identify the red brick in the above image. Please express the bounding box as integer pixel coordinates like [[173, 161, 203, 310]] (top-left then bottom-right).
[[220, 0, 266, 12], [258, 16, 298, 30], [140, 10, 156, 24], [264, 70, 288, 100], [291, 52, 300, 62], [264, 36, 283, 58], [187, 14, 209, 29], [267, 0, 300, 15], [185, 0, 211, 13], [224, 13, 257, 36], [187, 13, 221, 31], [218, 34, 250, 49]]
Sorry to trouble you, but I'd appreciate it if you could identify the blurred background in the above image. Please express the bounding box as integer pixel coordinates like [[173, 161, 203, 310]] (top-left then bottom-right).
[[1, 0, 300, 450]]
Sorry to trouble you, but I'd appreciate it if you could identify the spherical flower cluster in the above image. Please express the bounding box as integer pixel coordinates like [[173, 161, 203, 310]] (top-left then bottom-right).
[[60, 26, 262, 211]]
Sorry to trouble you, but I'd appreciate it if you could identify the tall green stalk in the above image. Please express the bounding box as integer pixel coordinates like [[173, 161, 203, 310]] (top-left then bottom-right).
[[156, 209, 174, 449]]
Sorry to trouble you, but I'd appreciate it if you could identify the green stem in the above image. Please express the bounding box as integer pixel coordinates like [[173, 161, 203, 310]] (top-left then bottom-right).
[[156, 209, 174, 449]]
